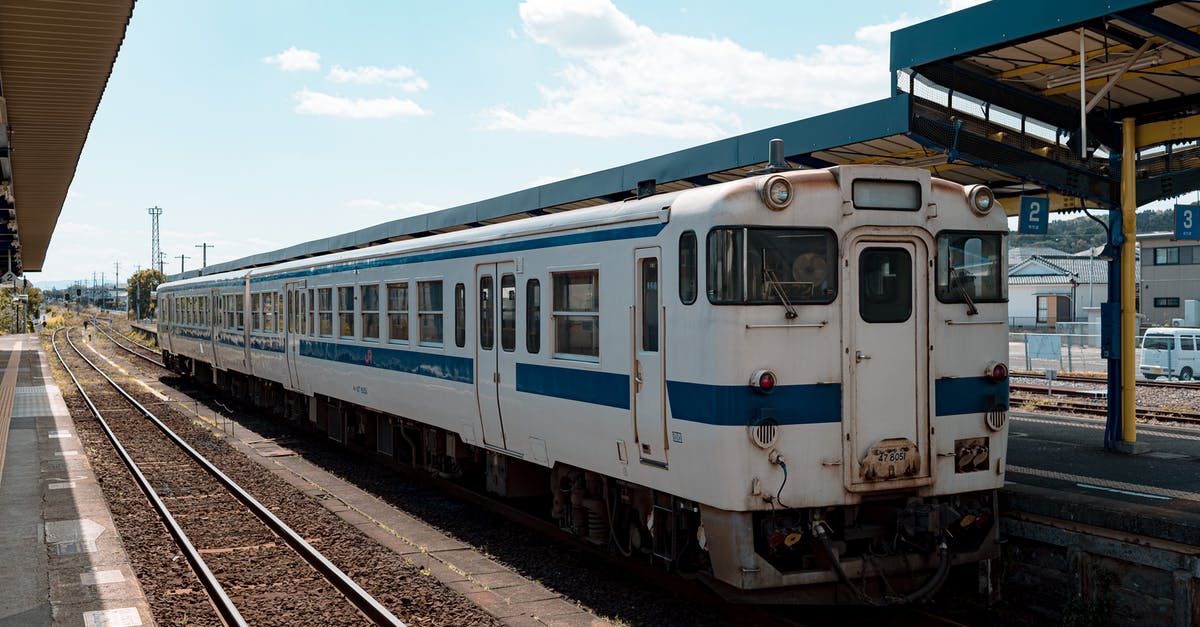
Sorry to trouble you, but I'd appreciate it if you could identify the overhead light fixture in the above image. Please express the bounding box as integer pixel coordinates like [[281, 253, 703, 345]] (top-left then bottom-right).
[[1045, 54, 1161, 89]]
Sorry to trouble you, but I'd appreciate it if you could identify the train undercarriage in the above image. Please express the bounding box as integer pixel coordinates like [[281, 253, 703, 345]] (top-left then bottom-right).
[[165, 353, 999, 605]]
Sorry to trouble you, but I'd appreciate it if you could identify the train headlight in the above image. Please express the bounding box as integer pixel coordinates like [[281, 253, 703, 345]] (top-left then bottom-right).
[[750, 369, 777, 393], [985, 361, 1008, 382], [759, 176, 793, 211], [967, 185, 995, 215]]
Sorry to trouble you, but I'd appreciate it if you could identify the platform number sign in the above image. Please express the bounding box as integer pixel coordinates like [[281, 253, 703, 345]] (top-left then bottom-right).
[[1018, 196, 1049, 234], [1176, 205, 1200, 240]]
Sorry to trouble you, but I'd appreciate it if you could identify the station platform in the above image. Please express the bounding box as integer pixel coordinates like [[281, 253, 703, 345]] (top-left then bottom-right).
[[0, 334, 153, 627], [1003, 410, 1200, 544]]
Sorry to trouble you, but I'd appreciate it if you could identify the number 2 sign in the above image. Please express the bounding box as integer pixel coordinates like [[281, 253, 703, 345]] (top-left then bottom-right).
[[1177, 205, 1199, 240], [1019, 197, 1050, 234]]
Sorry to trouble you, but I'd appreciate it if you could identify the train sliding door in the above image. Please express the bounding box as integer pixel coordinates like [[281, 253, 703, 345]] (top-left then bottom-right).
[[844, 235, 930, 490], [632, 247, 667, 466], [284, 280, 306, 390], [208, 288, 221, 369], [475, 262, 515, 450]]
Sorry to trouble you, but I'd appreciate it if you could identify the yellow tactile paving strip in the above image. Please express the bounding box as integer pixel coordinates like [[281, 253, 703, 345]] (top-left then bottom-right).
[[0, 342, 23, 486]]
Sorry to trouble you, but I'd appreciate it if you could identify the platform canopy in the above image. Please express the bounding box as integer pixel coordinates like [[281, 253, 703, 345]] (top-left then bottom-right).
[[0, 0, 134, 274], [193, 0, 1200, 279]]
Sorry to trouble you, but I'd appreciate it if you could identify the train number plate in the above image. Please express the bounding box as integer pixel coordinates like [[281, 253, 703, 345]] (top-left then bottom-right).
[[859, 437, 920, 481]]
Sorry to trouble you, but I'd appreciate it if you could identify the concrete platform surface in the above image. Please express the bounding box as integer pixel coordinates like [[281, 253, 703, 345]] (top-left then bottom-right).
[[1005, 410, 1200, 544], [0, 334, 154, 627]]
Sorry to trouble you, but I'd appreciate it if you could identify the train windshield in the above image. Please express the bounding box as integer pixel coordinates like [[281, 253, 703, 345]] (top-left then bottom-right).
[[936, 231, 1006, 303], [707, 227, 837, 304]]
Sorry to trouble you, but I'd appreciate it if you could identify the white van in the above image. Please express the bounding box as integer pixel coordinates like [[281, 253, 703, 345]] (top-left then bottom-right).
[[1140, 327, 1200, 381]]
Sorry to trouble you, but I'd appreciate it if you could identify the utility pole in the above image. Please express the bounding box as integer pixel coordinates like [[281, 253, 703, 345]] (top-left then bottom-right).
[[195, 242, 214, 268], [176, 254, 190, 274], [158, 251, 166, 275], [114, 261, 121, 311], [148, 206, 162, 275]]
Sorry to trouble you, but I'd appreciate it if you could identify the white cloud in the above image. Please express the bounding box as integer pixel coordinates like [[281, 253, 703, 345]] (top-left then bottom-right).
[[294, 90, 428, 119], [327, 65, 429, 92], [263, 47, 321, 72], [486, 0, 901, 139], [941, 0, 989, 13], [347, 198, 440, 217]]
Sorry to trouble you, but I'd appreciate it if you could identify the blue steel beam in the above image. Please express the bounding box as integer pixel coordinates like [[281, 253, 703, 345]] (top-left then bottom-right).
[[196, 97, 913, 277], [890, 0, 1159, 72], [1118, 7, 1200, 55]]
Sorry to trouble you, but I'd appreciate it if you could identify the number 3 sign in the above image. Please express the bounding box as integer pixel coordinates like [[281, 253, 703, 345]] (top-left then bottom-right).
[[1019, 196, 1050, 234], [1177, 205, 1199, 241]]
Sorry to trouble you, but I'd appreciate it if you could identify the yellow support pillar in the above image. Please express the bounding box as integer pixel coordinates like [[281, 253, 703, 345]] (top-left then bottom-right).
[[1118, 118, 1146, 453]]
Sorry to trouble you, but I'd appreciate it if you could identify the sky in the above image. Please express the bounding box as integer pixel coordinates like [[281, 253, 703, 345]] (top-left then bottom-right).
[[39, 0, 1018, 286]]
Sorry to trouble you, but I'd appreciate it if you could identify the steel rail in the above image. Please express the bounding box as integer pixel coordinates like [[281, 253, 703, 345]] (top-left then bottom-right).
[[52, 328, 248, 627], [93, 320, 165, 367], [1011, 369, 1200, 389], [60, 326, 406, 627]]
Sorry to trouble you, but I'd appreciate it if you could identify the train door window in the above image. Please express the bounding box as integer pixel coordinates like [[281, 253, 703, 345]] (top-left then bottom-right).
[[387, 283, 409, 344], [338, 286, 355, 338], [317, 288, 333, 337], [501, 274, 516, 352], [479, 276, 494, 350], [418, 280, 444, 346], [299, 291, 307, 335], [679, 231, 697, 305], [361, 284, 380, 341], [936, 232, 1006, 303], [236, 294, 245, 331], [641, 258, 659, 351], [286, 291, 295, 333], [552, 270, 599, 361], [307, 290, 315, 336], [454, 283, 466, 348], [526, 279, 541, 354], [264, 292, 276, 333], [278, 292, 285, 333], [859, 248, 912, 323]]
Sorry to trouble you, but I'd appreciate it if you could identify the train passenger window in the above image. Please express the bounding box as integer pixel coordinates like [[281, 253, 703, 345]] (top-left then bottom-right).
[[707, 228, 837, 304], [859, 248, 912, 323], [552, 270, 599, 361], [935, 231, 1006, 303], [337, 287, 355, 338], [418, 280, 444, 346], [278, 292, 285, 333], [361, 284, 380, 341], [641, 258, 659, 352], [526, 279, 541, 354], [317, 288, 333, 337], [501, 274, 516, 352], [479, 276, 494, 350], [454, 283, 466, 348], [679, 231, 697, 305], [251, 294, 261, 331], [387, 283, 409, 343], [298, 291, 306, 335], [236, 294, 244, 331], [264, 293, 275, 333]]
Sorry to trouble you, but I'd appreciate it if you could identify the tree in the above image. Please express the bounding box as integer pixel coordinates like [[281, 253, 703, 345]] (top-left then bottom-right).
[[127, 269, 166, 320], [0, 284, 42, 333]]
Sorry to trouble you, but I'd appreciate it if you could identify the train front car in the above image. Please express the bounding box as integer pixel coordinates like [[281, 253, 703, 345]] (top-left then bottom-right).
[[669, 165, 1008, 604]]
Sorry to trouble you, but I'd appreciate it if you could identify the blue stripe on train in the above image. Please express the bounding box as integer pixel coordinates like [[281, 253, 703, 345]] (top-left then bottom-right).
[[299, 339, 474, 383], [515, 363, 630, 409], [666, 380, 842, 426], [934, 376, 1009, 416]]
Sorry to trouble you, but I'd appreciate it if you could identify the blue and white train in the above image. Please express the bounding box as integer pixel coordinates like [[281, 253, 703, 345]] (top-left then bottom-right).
[[157, 164, 1010, 604]]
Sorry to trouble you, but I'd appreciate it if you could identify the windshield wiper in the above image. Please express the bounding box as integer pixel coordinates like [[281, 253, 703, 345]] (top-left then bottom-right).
[[762, 266, 798, 320], [950, 268, 979, 316]]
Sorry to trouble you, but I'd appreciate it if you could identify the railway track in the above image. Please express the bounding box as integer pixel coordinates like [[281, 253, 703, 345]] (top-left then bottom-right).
[[1012, 369, 1200, 389], [93, 319, 165, 367], [1009, 383, 1200, 425], [52, 327, 405, 626]]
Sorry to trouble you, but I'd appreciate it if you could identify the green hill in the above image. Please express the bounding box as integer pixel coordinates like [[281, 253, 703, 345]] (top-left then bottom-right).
[[1009, 208, 1177, 253]]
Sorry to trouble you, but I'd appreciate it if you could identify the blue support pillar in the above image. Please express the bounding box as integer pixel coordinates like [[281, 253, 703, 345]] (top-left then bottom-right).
[[1103, 211, 1123, 451]]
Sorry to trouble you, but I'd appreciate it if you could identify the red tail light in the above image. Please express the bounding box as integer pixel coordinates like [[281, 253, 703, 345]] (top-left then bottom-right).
[[986, 362, 1008, 382], [750, 369, 777, 394]]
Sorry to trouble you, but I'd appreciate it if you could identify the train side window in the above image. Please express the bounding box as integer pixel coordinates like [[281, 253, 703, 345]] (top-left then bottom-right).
[[501, 274, 516, 352], [418, 280, 444, 346], [552, 270, 599, 361], [278, 292, 285, 333], [307, 290, 315, 336], [338, 286, 355, 338], [298, 291, 306, 335], [387, 283, 409, 344], [317, 288, 333, 337], [361, 284, 380, 341], [236, 294, 245, 331], [935, 231, 1006, 303], [479, 276, 494, 350], [679, 231, 697, 305], [264, 292, 275, 333], [454, 283, 466, 348], [251, 293, 262, 331], [526, 279, 541, 354]]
